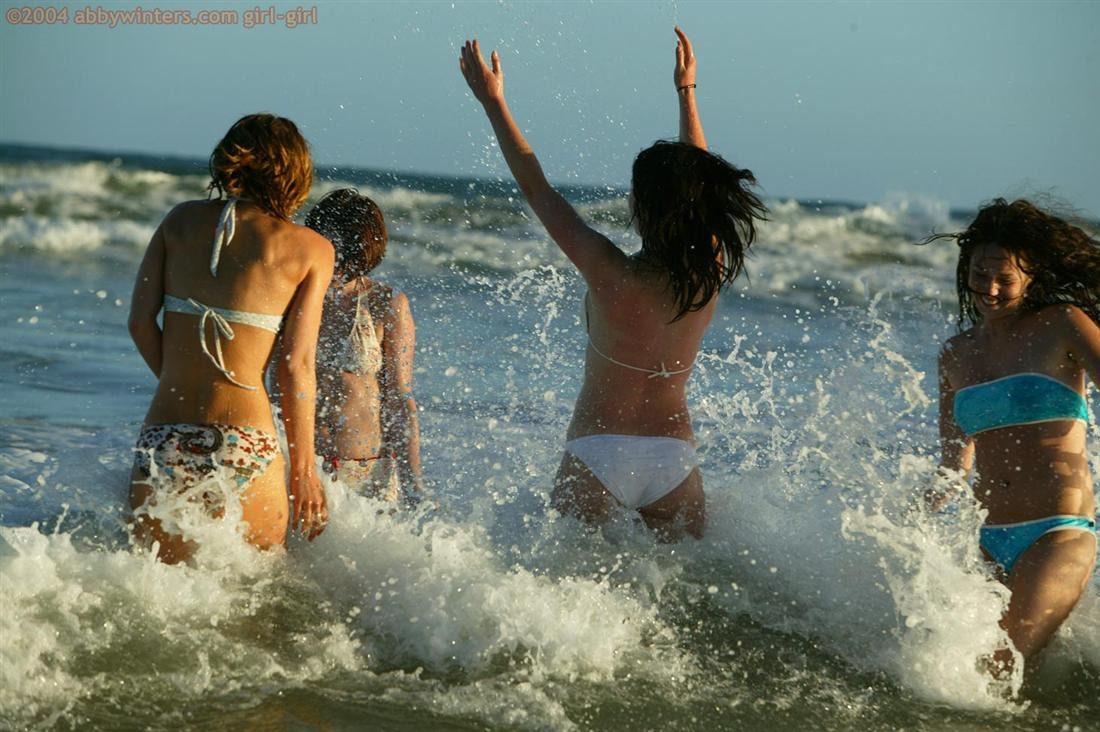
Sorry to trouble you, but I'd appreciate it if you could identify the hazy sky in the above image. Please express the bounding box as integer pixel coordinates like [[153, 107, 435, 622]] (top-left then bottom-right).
[[2, 0, 1098, 214]]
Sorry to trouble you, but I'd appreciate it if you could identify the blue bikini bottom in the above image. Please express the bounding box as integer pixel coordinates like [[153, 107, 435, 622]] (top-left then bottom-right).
[[979, 515, 1096, 574]]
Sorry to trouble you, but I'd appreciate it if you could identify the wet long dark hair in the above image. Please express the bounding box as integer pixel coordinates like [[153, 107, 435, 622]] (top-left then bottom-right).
[[929, 198, 1100, 328], [631, 141, 767, 321], [305, 189, 388, 280]]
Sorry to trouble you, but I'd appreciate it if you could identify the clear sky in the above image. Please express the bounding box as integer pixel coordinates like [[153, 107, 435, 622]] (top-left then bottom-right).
[[2, 0, 1098, 214]]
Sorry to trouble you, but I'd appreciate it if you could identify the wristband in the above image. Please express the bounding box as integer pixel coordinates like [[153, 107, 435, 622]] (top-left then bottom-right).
[[677, 83, 696, 92]]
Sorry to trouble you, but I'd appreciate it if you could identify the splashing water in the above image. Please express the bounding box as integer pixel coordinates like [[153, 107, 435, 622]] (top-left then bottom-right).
[[1, 146, 1097, 730]]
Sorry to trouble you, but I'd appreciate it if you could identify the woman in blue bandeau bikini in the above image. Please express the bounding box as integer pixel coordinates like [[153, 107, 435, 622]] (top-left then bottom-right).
[[929, 199, 1100, 674], [459, 29, 767, 540], [128, 114, 334, 563]]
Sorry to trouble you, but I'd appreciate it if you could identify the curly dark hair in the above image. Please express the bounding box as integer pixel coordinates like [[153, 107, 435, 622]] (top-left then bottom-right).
[[631, 141, 768, 321], [936, 198, 1100, 328], [208, 113, 313, 220], [304, 188, 387, 280]]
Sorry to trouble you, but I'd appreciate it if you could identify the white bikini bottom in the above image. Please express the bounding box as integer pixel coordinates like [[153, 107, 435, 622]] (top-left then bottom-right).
[[564, 434, 698, 509]]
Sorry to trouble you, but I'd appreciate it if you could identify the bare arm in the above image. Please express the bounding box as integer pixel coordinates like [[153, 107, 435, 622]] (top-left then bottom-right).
[[458, 39, 624, 286], [1064, 305, 1100, 389], [927, 345, 974, 511], [674, 27, 707, 150], [381, 291, 424, 502], [277, 236, 335, 540], [128, 222, 167, 376]]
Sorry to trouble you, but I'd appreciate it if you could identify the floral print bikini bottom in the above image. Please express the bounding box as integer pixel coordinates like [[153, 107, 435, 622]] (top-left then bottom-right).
[[134, 423, 280, 493]]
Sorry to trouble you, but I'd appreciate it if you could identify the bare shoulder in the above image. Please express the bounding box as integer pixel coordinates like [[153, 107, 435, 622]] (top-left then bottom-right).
[[939, 329, 977, 386], [361, 282, 407, 322], [291, 222, 334, 254], [1040, 303, 1098, 331], [165, 199, 210, 216], [384, 287, 413, 322], [159, 199, 214, 231], [279, 222, 334, 271], [940, 330, 974, 363]]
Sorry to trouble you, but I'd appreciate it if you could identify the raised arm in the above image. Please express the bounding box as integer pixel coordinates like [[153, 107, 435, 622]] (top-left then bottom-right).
[[129, 221, 167, 376], [277, 234, 334, 540], [458, 39, 623, 284], [380, 291, 424, 503], [674, 27, 707, 150]]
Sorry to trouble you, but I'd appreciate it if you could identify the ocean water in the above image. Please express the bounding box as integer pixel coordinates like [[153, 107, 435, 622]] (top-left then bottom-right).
[[1, 143, 1097, 731]]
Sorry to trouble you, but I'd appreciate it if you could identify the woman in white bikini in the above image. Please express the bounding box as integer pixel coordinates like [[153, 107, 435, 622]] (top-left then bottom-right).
[[128, 113, 334, 563], [459, 28, 766, 539], [305, 189, 424, 505], [929, 199, 1100, 674]]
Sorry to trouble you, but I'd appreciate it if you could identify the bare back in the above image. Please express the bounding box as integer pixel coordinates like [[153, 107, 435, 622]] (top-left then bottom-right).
[[143, 199, 329, 430], [316, 279, 391, 459], [569, 257, 716, 440]]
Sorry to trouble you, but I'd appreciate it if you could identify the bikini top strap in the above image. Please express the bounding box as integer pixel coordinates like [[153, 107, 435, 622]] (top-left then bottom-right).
[[582, 289, 693, 379], [352, 281, 366, 331], [187, 298, 259, 390], [209, 197, 239, 277]]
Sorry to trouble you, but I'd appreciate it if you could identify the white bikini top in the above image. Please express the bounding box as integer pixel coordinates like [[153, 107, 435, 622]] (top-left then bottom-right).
[[582, 292, 693, 379], [162, 197, 283, 390], [336, 286, 383, 376]]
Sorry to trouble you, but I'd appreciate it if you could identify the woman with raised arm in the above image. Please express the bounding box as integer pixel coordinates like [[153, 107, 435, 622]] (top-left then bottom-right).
[[929, 199, 1099, 675], [128, 113, 334, 563], [305, 189, 425, 506], [459, 28, 766, 540]]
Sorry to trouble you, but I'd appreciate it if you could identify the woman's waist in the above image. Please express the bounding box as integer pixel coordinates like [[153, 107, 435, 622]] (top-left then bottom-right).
[[574, 378, 689, 412], [316, 377, 382, 408], [320, 448, 393, 473], [158, 355, 274, 391], [566, 404, 695, 441], [975, 478, 1095, 525], [319, 424, 383, 460], [146, 386, 277, 432]]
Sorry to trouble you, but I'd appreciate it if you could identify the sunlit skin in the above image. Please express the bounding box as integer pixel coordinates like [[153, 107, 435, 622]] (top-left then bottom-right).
[[935, 243, 1099, 674], [459, 28, 713, 539], [128, 193, 334, 564]]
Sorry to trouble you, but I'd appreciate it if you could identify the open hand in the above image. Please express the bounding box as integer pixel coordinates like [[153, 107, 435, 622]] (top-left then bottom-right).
[[459, 39, 504, 106], [674, 26, 696, 89]]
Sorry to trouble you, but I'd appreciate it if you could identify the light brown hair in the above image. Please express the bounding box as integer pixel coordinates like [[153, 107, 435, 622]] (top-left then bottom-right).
[[208, 113, 313, 220]]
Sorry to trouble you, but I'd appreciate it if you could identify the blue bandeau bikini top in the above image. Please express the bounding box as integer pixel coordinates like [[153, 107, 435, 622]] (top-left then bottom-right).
[[953, 372, 1090, 437]]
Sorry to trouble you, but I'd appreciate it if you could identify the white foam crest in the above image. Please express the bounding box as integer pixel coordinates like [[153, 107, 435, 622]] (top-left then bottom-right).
[[843, 506, 1024, 709], [693, 438, 1024, 710], [872, 192, 955, 236], [0, 215, 154, 253], [298, 478, 680, 683], [0, 161, 204, 220], [684, 301, 1046, 710], [372, 185, 454, 212], [0, 522, 366, 727], [1, 161, 115, 200], [396, 225, 569, 274], [747, 196, 959, 305], [310, 178, 455, 212]]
